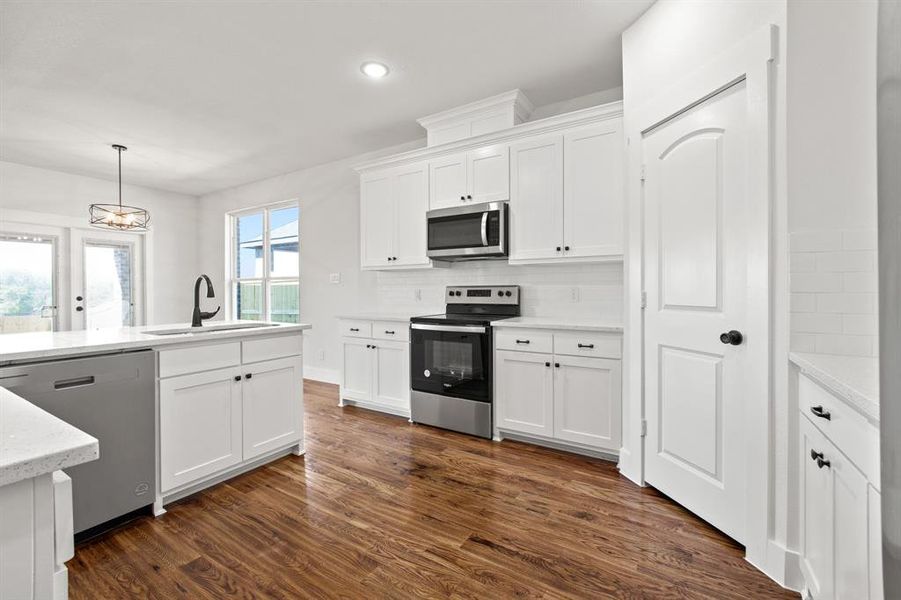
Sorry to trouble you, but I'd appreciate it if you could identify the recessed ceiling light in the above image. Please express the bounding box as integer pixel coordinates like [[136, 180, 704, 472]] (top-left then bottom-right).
[[360, 61, 389, 79]]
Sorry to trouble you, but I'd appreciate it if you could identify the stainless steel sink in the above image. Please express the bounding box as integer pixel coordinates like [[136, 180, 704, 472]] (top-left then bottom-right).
[[143, 322, 280, 336]]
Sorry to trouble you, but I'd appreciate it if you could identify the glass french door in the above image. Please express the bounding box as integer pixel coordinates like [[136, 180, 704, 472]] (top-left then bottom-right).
[[70, 230, 144, 330], [0, 231, 60, 333]]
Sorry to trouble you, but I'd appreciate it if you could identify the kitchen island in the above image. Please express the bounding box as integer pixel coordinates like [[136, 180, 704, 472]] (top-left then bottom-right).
[[0, 321, 311, 525]]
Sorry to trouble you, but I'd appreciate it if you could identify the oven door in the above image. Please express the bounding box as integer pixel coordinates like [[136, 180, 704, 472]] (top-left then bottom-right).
[[426, 202, 506, 259], [410, 323, 491, 402]]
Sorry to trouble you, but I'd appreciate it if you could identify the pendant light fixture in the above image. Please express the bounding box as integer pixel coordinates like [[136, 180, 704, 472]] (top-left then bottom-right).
[[89, 144, 150, 231]]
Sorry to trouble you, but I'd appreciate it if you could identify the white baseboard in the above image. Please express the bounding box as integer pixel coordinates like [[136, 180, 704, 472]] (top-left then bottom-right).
[[303, 366, 339, 384], [745, 539, 803, 593]]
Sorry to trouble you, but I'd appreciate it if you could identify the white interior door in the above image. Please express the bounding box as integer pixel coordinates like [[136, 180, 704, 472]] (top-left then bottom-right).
[[70, 229, 145, 330], [642, 80, 752, 544]]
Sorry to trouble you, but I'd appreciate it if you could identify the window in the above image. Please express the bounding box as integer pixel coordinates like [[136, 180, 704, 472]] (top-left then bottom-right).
[[0, 233, 57, 333], [229, 203, 299, 323]]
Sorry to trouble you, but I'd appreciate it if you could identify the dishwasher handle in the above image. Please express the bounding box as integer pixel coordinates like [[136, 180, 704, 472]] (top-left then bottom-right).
[[54, 375, 96, 390]]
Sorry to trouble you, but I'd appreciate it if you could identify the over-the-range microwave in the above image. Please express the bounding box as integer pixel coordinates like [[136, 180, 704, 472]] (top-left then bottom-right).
[[426, 201, 508, 261]]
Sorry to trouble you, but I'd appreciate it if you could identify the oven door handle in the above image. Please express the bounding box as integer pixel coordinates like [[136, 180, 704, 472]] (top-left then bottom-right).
[[411, 323, 487, 334], [480, 211, 489, 246]]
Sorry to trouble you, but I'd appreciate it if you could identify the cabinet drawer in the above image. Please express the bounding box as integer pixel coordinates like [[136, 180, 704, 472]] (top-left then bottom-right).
[[372, 321, 410, 342], [495, 329, 553, 354], [242, 335, 302, 364], [339, 320, 372, 338], [553, 332, 621, 359], [799, 375, 880, 486], [159, 342, 241, 378]]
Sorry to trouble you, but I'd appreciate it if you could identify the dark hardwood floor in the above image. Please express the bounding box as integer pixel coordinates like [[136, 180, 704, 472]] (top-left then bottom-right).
[[68, 380, 798, 599]]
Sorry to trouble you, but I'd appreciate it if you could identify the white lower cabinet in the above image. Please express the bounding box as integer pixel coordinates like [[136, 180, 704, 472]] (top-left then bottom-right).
[[158, 335, 304, 497], [798, 374, 881, 600], [339, 319, 410, 417], [495, 328, 622, 455]]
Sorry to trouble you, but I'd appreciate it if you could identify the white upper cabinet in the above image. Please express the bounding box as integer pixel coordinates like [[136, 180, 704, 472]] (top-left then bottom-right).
[[509, 118, 624, 264], [563, 121, 624, 259], [360, 162, 431, 270], [509, 135, 564, 261], [467, 143, 510, 203], [429, 145, 510, 209], [429, 153, 469, 209]]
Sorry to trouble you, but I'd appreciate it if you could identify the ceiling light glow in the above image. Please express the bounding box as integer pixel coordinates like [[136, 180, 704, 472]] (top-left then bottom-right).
[[360, 61, 389, 79]]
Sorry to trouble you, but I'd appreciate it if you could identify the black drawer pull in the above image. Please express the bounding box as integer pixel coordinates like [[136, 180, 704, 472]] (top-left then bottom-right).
[[515, 339, 530, 344], [54, 376, 95, 390], [350, 328, 360, 332], [385, 330, 395, 335], [577, 343, 595, 349], [810, 405, 831, 420]]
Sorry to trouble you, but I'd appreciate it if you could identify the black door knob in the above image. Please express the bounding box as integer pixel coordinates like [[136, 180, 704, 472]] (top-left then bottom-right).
[[720, 330, 743, 345]]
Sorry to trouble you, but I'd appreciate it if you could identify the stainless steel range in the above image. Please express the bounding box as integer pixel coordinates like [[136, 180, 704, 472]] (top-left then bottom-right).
[[409, 285, 520, 438]]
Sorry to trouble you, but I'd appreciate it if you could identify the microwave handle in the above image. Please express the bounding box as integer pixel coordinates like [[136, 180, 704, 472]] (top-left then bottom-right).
[[480, 211, 489, 246]]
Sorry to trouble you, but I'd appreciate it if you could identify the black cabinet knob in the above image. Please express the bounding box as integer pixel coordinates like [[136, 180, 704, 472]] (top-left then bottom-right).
[[371, 345, 377, 349], [466, 195, 472, 200], [810, 405, 831, 420], [719, 330, 743, 345], [817, 458, 831, 469], [554, 363, 560, 368], [245, 373, 252, 380], [545, 362, 551, 367], [460, 195, 465, 201], [564, 246, 570, 251], [76, 306, 84, 312], [76, 295, 83, 301], [556, 246, 561, 252], [234, 375, 242, 382], [810, 449, 824, 461]]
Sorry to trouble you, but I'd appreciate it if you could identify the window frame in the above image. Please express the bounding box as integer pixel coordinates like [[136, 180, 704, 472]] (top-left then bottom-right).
[[227, 200, 300, 323]]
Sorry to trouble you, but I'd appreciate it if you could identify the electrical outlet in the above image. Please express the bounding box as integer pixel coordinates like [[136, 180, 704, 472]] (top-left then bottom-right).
[[329, 273, 341, 284], [316, 349, 325, 361]]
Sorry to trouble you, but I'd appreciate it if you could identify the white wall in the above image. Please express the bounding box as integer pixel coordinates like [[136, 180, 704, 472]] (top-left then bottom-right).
[[197, 130, 624, 383], [621, 0, 791, 586], [0, 161, 200, 325]]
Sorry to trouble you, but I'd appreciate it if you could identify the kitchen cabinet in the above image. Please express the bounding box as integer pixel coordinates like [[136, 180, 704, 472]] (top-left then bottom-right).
[[494, 327, 622, 455], [361, 162, 430, 270], [339, 318, 410, 417], [242, 356, 303, 460], [509, 120, 624, 264], [798, 374, 882, 600], [429, 143, 509, 209], [158, 335, 304, 497], [160, 367, 243, 492]]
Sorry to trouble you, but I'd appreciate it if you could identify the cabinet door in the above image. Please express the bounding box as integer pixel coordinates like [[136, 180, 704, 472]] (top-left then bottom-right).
[[495, 350, 554, 437], [429, 153, 468, 209], [360, 171, 395, 268], [509, 136, 564, 262], [160, 367, 243, 493], [341, 338, 372, 403], [832, 434, 870, 600], [563, 121, 624, 259], [800, 417, 834, 599], [553, 355, 621, 451], [372, 340, 410, 412], [393, 163, 430, 267], [242, 356, 303, 460], [467, 143, 509, 203]]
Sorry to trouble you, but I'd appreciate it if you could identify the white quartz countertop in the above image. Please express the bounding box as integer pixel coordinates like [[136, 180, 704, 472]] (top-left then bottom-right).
[[790, 352, 879, 424], [0, 321, 311, 364], [490, 316, 624, 333], [1, 386, 99, 487], [336, 313, 414, 323]]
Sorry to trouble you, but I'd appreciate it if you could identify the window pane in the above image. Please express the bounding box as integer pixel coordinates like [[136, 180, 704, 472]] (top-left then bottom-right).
[[85, 243, 133, 329], [0, 236, 55, 333], [236, 212, 264, 279], [237, 281, 263, 321], [270, 280, 299, 323], [269, 206, 299, 277]]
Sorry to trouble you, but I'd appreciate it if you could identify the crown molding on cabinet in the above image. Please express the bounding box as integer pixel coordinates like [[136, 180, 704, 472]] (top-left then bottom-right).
[[355, 100, 624, 173], [416, 89, 535, 130]]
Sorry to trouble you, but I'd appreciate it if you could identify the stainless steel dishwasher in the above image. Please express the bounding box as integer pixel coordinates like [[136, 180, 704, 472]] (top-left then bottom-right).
[[0, 350, 155, 536]]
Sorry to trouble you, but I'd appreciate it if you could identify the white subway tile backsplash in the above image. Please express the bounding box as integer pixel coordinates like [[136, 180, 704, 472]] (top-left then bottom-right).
[[842, 230, 877, 251], [843, 271, 878, 293], [790, 230, 842, 252], [791, 272, 844, 293], [790, 313, 843, 334], [790, 229, 878, 356], [790, 293, 817, 313]]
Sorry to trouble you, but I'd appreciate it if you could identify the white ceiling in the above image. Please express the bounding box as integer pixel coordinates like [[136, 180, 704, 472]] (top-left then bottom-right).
[[0, 1, 652, 197]]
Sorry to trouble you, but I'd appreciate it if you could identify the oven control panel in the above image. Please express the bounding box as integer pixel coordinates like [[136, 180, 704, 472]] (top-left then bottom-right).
[[446, 286, 520, 305]]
